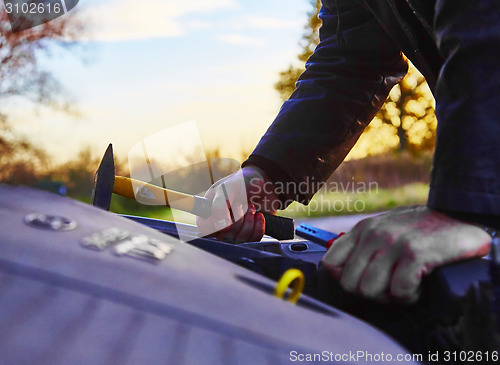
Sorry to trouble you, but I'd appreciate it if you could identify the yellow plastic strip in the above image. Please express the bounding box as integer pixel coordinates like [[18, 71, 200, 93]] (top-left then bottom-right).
[[274, 268, 305, 304]]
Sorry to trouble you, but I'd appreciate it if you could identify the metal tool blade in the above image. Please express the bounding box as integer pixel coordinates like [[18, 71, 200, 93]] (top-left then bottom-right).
[[91, 144, 115, 210]]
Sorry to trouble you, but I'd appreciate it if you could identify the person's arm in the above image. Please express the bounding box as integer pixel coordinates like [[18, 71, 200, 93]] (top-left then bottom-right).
[[321, 0, 500, 303], [198, 0, 408, 242], [244, 0, 408, 206]]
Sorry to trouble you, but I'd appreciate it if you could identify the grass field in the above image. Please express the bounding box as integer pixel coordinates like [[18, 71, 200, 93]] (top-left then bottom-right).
[[280, 182, 429, 218]]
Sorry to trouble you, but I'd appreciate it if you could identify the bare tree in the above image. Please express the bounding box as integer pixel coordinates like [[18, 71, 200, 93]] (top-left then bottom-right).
[[0, 7, 85, 184], [0, 8, 84, 116]]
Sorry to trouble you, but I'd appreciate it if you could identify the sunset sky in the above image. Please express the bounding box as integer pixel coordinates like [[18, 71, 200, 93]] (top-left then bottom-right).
[[5, 0, 311, 164]]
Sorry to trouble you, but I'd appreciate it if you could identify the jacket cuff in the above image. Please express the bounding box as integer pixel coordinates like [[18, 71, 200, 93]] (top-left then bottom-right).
[[242, 155, 311, 208], [427, 204, 500, 233]]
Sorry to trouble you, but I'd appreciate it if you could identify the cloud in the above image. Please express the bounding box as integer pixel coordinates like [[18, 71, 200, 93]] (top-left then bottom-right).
[[81, 0, 237, 41], [216, 34, 264, 46], [185, 20, 212, 31], [239, 16, 300, 30]]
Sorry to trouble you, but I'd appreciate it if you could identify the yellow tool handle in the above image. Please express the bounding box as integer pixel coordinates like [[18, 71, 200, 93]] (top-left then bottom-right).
[[113, 176, 197, 213], [112, 177, 293, 236]]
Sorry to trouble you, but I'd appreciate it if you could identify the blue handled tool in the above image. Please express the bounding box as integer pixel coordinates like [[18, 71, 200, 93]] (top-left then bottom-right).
[[295, 223, 339, 247]]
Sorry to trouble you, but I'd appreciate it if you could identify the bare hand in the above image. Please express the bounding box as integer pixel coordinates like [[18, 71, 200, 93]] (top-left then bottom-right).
[[321, 206, 491, 303], [197, 166, 280, 243]]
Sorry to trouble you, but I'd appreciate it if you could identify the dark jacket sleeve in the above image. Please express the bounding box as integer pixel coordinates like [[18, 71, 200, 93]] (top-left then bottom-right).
[[243, 0, 408, 206], [427, 0, 500, 219]]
